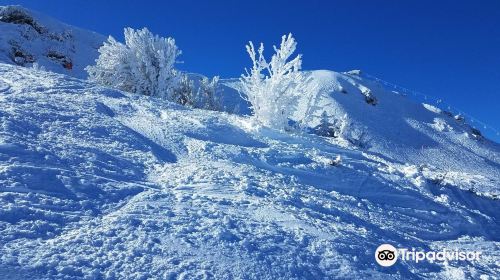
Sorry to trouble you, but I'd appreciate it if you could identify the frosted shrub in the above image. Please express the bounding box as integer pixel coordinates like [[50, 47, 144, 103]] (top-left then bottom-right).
[[171, 74, 221, 110], [240, 34, 311, 130], [345, 125, 370, 148], [314, 112, 370, 148], [198, 76, 222, 111], [314, 111, 336, 137], [314, 112, 348, 138], [171, 73, 195, 106], [86, 27, 181, 98]]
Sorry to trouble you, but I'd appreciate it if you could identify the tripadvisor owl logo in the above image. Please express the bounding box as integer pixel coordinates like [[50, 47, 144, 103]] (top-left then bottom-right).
[[375, 243, 482, 267], [375, 244, 398, 267]]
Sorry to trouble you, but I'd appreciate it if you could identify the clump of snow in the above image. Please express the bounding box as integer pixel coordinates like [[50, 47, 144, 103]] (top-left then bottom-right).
[[431, 117, 453, 132], [423, 103, 442, 114], [345, 69, 362, 75]]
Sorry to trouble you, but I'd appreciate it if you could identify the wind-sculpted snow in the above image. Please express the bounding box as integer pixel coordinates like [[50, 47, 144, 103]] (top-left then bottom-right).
[[0, 63, 499, 279]]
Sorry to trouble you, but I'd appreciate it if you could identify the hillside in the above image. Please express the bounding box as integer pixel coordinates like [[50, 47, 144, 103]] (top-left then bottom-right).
[[0, 5, 499, 280], [222, 70, 500, 199], [0, 5, 105, 78], [1, 62, 499, 279]]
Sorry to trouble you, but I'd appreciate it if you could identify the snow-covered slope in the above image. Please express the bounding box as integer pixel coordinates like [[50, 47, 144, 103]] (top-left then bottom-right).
[[222, 70, 500, 198], [0, 5, 499, 279], [0, 5, 105, 78], [1, 63, 499, 279]]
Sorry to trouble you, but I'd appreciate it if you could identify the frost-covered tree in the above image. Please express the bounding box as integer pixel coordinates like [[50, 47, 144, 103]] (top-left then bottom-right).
[[198, 76, 221, 111], [315, 111, 336, 137], [171, 74, 221, 110], [240, 33, 311, 130], [171, 73, 195, 106], [314, 112, 349, 138], [334, 114, 349, 138], [86, 27, 181, 98]]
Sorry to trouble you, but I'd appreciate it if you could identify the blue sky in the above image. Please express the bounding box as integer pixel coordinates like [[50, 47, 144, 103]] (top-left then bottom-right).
[[2, 0, 500, 140]]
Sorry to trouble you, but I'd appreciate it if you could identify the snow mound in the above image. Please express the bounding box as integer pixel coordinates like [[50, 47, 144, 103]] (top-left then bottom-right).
[[0, 5, 105, 78], [0, 63, 499, 279]]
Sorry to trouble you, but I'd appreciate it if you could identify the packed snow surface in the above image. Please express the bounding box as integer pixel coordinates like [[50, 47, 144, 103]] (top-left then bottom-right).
[[0, 63, 499, 279]]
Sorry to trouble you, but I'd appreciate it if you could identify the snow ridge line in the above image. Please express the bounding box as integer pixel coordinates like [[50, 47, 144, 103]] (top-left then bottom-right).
[[363, 73, 500, 139]]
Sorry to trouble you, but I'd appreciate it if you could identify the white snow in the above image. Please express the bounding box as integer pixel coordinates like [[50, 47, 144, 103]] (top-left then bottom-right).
[[0, 62, 499, 279], [223, 70, 500, 198], [0, 5, 499, 280], [0, 5, 105, 78]]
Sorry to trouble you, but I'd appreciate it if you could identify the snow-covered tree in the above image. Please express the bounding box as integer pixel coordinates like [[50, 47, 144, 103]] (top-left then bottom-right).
[[334, 114, 349, 138], [314, 112, 349, 138], [171, 73, 195, 106], [315, 111, 336, 137], [240, 33, 311, 130], [171, 74, 221, 110], [86, 27, 181, 98], [198, 76, 221, 111]]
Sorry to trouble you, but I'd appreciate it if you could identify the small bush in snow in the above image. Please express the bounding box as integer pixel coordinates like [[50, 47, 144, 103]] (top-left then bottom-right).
[[240, 33, 311, 130], [470, 127, 483, 139], [454, 114, 464, 123], [314, 111, 348, 138], [361, 88, 377, 105], [171, 74, 221, 111], [0, 7, 45, 34], [198, 76, 222, 111], [171, 73, 195, 106], [86, 27, 181, 98], [314, 112, 370, 148], [345, 125, 370, 148]]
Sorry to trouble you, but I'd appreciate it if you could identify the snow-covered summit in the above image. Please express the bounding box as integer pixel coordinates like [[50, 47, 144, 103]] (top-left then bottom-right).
[[223, 69, 500, 197], [0, 5, 105, 78]]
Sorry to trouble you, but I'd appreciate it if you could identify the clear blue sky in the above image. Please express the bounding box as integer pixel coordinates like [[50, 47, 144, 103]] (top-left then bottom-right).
[[2, 0, 500, 140]]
